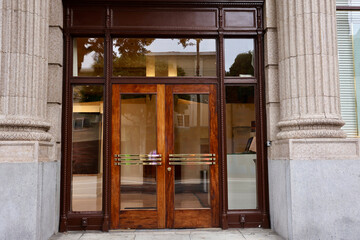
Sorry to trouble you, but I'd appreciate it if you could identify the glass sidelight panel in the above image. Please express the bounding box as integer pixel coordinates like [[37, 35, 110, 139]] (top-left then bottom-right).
[[120, 94, 157, 210], [173, 94, 211, 209], [73, 38, 104, 77], [226, 86, 257, 210], [225, 39, 254, 77], [112, 38, 216, 77], [71, 85, 104, 212]]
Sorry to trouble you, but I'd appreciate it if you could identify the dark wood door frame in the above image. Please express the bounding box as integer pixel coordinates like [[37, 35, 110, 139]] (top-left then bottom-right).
[[165, 84, 219, 228], [110, 84, 219, 229], [60, 0, 269, 231]]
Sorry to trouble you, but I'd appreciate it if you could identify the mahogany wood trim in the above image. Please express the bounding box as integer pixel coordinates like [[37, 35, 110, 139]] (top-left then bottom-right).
[[165, 85, 175, 228], [70, 78, 105, 84], [209, 84, 220, 227], [103, 31, 111, 232], [157, 84, 166, 228], [64, 0, 264, 5], [110, 78, 218, 84], [118, 84, 157, 93], [171, 84, 210, 93], [174, 210, 212, 228], [59, 31, 72, 232], [256, 23, 270, 228], [119, 210, 158, 229], [110, 84, 120, 229], [337, 6, 360, 10], [218, 33, 229, 229]]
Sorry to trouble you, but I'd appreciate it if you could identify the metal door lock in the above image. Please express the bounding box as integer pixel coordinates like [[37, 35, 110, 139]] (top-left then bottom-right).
[[167, 167, 172, 172]]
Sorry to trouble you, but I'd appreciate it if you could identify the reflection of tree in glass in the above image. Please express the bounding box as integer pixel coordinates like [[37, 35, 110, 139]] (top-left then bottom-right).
[[73, 85, 103, 103], [177, 67, 186, 76], [77, 38, 104, 76], [226, 51, 254, 76], [113, 38, 155, 76]]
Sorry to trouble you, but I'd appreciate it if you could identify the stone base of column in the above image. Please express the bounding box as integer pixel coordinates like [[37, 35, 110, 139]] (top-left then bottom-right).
[[0, 141, 60, 240], [0, 118, 53, 141], [277, 119, 346, 139], [268, 139, 360, 240]]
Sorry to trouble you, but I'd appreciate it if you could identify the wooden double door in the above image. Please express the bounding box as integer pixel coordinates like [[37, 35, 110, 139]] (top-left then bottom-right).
[[111, 84, 219, 229]]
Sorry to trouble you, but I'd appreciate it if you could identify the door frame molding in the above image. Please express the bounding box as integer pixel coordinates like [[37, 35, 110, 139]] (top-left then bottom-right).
[[60, 0, 268, 231], [165, 84, 219, 228], [110, 84, 166, 229]]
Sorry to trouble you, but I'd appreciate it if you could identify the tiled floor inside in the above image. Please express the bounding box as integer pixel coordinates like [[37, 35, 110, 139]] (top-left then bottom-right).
[[50, 228, 284, 240]]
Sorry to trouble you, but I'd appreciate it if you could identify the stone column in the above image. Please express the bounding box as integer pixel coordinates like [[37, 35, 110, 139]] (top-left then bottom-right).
[[0, 1, 59, 239], [0, 0, 52, 141], [267, 1, 360, 240], [276, 0, 345, 139]]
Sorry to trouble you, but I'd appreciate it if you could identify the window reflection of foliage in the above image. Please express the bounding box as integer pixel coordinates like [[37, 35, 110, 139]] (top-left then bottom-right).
[[112, 38, 155, 76], [73, 85, 104, 103], [177, 67, 186, 76], [77, 38, 104, 76], [225, 51, 254, 76]]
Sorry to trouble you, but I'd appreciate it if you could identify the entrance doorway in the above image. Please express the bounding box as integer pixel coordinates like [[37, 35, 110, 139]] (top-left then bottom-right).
[[111, 84, 219, 229]]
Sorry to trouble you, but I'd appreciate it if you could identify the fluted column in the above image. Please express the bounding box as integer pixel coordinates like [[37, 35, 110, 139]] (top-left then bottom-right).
[[0, 0, 51, 141], [276, 0, 345, 139]]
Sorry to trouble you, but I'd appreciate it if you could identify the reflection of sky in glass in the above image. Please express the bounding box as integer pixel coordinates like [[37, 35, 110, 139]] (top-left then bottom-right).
[[147, 39, 216, 52], [224, 39, 254, 72], [82, 51, 97, 69], [112, 38, 216, 57], [79, 38, 103, 71]]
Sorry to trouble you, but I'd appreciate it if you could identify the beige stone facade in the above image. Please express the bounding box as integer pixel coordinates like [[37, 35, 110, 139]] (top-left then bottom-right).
[[265, 1, 360, 239], [0, 0, 360, 239]]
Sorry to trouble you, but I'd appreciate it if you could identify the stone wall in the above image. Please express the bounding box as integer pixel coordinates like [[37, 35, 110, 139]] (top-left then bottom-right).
[[265, 0, 360, 239], [0, 0, 63, 239]]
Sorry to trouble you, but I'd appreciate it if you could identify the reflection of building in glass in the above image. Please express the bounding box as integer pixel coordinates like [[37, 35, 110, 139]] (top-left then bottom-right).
[[145, 52, 216, 77], [113, 51, 216, 77]]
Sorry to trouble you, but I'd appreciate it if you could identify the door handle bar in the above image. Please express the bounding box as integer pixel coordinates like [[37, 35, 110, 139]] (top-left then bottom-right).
[[113, 154, 162, 166], [169, 153, 215, 165]]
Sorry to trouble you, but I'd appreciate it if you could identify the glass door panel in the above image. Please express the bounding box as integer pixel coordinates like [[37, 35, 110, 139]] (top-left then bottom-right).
[[166, 85, 219, 229], [173, 94, 211, 209], [111, 84, 218, 229], [120, 94, 158, 210], [111, 84, 165, 229]]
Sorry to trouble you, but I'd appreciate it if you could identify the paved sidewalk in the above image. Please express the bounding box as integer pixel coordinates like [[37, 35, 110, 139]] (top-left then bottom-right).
[[50, 228, 284, 240]]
